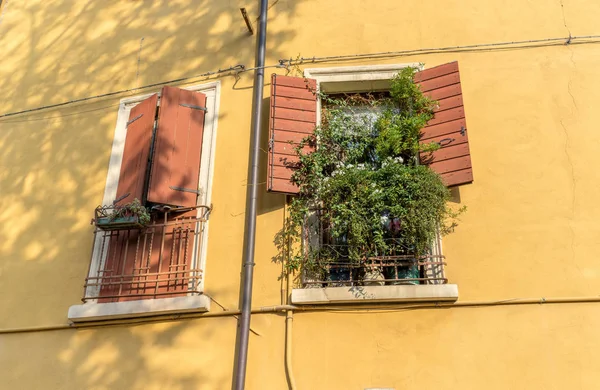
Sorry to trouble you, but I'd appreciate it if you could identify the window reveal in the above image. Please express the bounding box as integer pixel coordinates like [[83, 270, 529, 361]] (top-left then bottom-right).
[[94, 86, 208, 303]]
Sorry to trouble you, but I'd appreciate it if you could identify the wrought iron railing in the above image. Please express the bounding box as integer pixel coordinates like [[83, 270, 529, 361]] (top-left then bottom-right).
[[83, 205, 210, 303], [300, 209, 447, 288]]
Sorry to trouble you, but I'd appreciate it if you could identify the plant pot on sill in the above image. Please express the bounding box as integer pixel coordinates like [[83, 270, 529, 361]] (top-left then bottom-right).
[[384, 264, 420, 285], [326, 266, 351, 287], [302, 268, 325, 289], [95, 215, 145, 231], [363, 267, 385, 286]]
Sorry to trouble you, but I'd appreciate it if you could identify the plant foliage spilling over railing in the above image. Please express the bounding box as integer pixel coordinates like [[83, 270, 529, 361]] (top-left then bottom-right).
[[275, 67, 465, 284]]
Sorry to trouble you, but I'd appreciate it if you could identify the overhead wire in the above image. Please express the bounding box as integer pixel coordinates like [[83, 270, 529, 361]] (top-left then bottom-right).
[[0, 103, 121, 124], [277, 34, 600, 66], [0, 64, 246, 122], [1, 33, 600, 123]]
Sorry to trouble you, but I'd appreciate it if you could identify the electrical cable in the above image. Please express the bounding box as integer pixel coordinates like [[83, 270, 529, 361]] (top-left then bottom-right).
[[277, 34, 600, 66], [1, 33, 600, 122], [0, 103, 121, 124], [0, 64, 246, 121]]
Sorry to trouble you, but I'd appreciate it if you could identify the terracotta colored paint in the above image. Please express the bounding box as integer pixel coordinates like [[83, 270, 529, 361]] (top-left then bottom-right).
[[114, 94, 158, 204], [416, 62, 474, 187]]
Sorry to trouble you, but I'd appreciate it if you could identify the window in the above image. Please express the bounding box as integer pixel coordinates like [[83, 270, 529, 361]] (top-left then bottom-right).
[[267, 64, 470, 304], [68, 82, 220, 321], [305, 93, 446, 288]]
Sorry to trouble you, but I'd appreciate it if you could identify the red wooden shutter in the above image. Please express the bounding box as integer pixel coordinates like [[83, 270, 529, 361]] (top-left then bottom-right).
[[267, 74, 317, 194], [147, 86, 206, 207], [415, 62, 474, 187], [114, 94, 158, 204]]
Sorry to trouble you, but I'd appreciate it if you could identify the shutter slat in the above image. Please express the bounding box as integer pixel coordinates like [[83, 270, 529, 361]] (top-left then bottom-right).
[[268, 74, 317, 194], [421, 129, 469, 146], [423, 83, 462, 101], [273, 85, 316, 100], [147, 86, 206, 207], [270, 153, 300, 167], [273, 118, 316, 133], [418, 72, 460, 93], [271, 165, 295, 180], [426, 106, 465, 126], [273, 106, 317, 122], [272, 141, 313, 155], [421, 118, 467, 140], [114, 94, 158, 204], [275, 77, 317, 89], [274, 131, 311, 143], [414, 61, 459, 82], [441, 169, 473, 187], [274, 96, 318, 111], [429, 155, 472, 175], [421, 142, 470, 165], [436, 95, 464, 111], [416, 62, 473, 187]]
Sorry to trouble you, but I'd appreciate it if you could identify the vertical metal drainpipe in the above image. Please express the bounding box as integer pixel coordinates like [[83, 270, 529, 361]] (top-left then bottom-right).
[[234, 0, 269, 389]]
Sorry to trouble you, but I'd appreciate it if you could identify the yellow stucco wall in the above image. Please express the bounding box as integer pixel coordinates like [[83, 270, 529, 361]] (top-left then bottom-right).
[[1, 0, 600, 389]]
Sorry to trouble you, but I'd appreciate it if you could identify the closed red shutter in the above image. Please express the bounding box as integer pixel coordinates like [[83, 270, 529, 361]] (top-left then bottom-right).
[[98, 86, 206, 303], [147, 86, 206, 207], [267, 74, 317, 194], [114, 94, 158, 204], [415, 62, 474, 187]]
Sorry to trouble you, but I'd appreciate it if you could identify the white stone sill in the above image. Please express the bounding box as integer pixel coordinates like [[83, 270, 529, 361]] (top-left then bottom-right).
[[68, 295, 211, 323], [291, 284, 458, 305]]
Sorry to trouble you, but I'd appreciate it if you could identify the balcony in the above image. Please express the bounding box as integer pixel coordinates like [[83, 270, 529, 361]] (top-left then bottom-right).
[[291, 212, 458, 304], [299, 242, 447, 288], [82, 205, 210, 303]]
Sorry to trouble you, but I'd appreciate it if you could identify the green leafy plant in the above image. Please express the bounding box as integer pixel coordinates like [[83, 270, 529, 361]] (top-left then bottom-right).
[[96, 198, 151, 226], [275, 66, 465, 279]]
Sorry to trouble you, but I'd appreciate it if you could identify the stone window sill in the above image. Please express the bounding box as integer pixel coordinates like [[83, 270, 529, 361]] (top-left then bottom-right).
[[68, 295, 211, 323], [291, 284, 458, 305]]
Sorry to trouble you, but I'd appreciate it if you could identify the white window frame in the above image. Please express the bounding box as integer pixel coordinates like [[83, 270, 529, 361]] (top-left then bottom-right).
[[291, 64, 457, 304], [68, 81, 220, 321]]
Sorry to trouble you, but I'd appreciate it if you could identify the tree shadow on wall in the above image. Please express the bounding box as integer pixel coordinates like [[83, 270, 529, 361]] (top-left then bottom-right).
[[0, 0, 302, 388]]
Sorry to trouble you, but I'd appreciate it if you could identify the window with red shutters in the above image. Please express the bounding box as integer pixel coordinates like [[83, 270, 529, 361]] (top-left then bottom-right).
[[267, 64, 473, 194], [96, 86, 207, 303], [415, 61, 474, 187], [266, 64, 469, 298]]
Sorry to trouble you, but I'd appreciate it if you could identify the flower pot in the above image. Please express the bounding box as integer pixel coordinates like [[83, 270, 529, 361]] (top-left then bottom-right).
[[95, 215, 144, 231], [363, 267, 385, 286], [302, 268, 325, 289], [385, 264, 420, 285], [326, 266, 351, 287]]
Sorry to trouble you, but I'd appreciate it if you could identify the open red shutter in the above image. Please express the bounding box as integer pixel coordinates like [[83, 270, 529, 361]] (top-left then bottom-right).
[[114, 94, 158, 204], [267, 74, 317, 194], [147, 86, 206, 207], [415, 62, 473, 187]]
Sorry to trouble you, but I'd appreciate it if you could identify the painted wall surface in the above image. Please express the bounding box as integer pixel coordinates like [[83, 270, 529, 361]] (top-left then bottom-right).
[[1, 0, 600, 389]]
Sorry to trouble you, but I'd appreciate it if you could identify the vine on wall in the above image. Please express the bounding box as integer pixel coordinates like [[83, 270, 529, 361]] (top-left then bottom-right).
[[275, 67, 465, 280]]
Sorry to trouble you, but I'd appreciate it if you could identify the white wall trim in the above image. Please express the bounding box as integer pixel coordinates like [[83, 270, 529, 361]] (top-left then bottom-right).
[[84, 81, 221, 306], [291, 284, 459, 305], [304, 63, 422, 84], [68, 295, 211, 322], [304, 63, 422, 125]]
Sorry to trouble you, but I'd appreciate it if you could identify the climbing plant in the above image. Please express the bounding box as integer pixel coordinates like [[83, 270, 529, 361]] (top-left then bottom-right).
[[275, 66, 465, 278]]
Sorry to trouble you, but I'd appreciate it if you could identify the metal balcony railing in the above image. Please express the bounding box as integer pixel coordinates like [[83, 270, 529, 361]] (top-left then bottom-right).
[[300, 209, 447, 288], [83, 205, 210, 303]]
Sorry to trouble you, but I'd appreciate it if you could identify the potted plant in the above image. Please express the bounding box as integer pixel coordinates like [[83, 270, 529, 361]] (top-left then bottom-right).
[[277, 67, 465, 286], [93, 198, 151, 231]]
